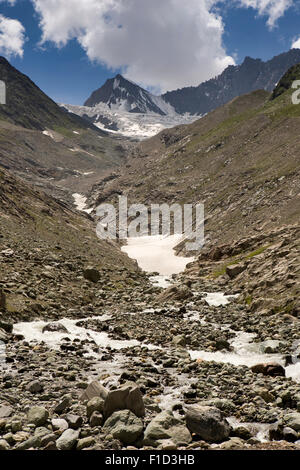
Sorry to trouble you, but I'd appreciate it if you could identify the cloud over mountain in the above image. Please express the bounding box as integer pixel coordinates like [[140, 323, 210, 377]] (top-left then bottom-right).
[[0, 13, 25, 58]]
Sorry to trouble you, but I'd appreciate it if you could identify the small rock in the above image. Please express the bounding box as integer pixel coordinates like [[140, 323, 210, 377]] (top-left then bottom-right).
[[89, 411, 103, 427], [0, 439, 10, 450], [51, 418, 68, 432], [26, 380, 44, 394], [65, 414, 83, 430], [0, 405, 13, 419], [77, 437, 96, 450], [42, 322, 69, 334]]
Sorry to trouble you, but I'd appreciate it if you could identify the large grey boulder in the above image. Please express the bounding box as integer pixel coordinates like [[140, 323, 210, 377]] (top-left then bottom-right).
[[27, 406, 49, 427], [80, 381, 108, 402], [0, 405, 13, 418], [103, 384, 145, 419], [56, 429, 79, 450], [143, 411, 192, 447], [103, 410, 143, 445], [185, 405, 231, 442], [284, 412, 300, 432]]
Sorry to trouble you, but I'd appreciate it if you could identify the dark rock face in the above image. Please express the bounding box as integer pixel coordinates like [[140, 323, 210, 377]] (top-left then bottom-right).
[[163, 50, 300, 115], [84, 74, 166, 115], [0, 56, 98, 131]]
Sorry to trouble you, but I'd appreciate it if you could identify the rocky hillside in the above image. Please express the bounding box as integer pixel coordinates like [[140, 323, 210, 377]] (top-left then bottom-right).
[[0, 165, 147, 324], [87, 69, 300, 313], [163, 49, 300, 115], [0, 57, 100, 132], [0, 58, 132, 202]]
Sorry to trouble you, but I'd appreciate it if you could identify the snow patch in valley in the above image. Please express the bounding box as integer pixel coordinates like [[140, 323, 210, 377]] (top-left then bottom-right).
[[72, 193, 93, 214], [121, 234, 194, 276], [42, 130, 55, 140]]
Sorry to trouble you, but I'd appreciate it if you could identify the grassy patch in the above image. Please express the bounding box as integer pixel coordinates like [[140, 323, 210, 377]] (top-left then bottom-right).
[[212, 245, 269, 278]]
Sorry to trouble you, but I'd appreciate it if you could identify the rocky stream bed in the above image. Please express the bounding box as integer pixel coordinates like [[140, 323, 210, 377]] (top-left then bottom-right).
[[0, 235, 299, 451]]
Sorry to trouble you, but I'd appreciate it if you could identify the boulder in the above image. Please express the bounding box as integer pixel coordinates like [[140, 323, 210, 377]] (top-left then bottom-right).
[[284, 412, 300, 432], [251, 362, 285, 377], [143, 411, 192, 447], [0, 288, 6, 310], [83, 268, 100, 283], [0, 405, 13, 419], [42, 322, 69, 334], [51, 418, 68, 432], [158, 285, 193, 303], [80, 381, 108, 402], [0, 328, 8, 343], [185, 405, 231, 442], [53, 394, 72, 414], [103, 410, 144, 445], [65, 414, 83, 430], [226, 263, 246, 279], [0, 321, 13, 333], [0, 439, 10, 450], [56, 429, 79, 450], [86, 397, 105, 418], [26, 380, 44, 393], [27, 406, 49, 427], [103, 384, 145, 419]]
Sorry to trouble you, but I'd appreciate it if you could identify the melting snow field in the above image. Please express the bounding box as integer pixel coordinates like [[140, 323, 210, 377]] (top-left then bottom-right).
[[121, 234, 194, 276], [72, 193, 93, 214]]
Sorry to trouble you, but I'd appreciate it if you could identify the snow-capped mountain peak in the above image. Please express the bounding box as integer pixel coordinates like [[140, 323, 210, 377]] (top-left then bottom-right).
[[84, 74, 173, 116]]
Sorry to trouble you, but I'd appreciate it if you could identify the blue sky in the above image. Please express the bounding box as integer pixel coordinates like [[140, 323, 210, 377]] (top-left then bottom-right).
[[0, 0, 300, 105]]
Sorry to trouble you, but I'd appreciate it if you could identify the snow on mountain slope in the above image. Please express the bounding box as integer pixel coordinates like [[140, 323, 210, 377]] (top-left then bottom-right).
[[61, 102, 199, 140]]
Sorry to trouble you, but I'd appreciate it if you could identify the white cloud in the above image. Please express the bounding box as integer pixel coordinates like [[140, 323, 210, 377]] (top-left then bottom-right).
[[237, 0, 294, 28], [291, 37, 300, 49], [0, 14, 25, 58], [31, 0, 235, 92]]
